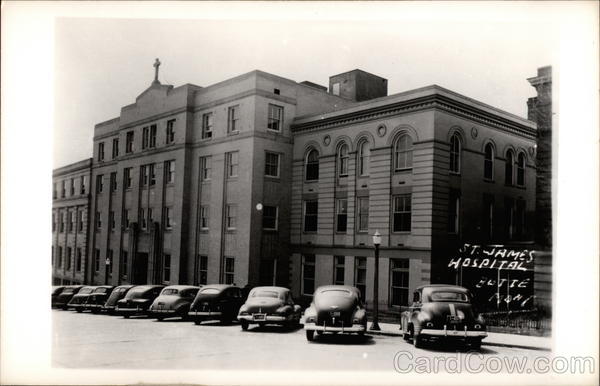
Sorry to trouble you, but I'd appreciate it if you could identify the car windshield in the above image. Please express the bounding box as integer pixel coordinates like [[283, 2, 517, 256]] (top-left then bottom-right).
[[200, 288, 220, 294], [79, 288, 94, 294], [251, 290, 280, 299], [62, 289, 75, 295], [93, 288, 108, 294], [320, 289, 354, 297], [430, 291, 469, 302], [127, 289, 149, 299], [162, 289, 179, 296]]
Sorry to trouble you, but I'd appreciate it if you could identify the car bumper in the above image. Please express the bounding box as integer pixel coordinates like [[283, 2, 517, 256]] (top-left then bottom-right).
[[421, 328, 487, 338], [152, 309, 178, 314], [188, 311, 222, 317], [116, 307, 148, 315], [304, 322, 366, 333], [238, 314, 289, 323]]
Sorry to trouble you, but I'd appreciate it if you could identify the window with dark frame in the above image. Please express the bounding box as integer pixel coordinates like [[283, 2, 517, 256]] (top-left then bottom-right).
[[338, 144, 349, 177], [449, 134, 461, 174], [70, 178, 75, 196], [163, 254, 171, 282], [60, 212, 65, 232], [393, 194, 412, 232], [195, 255, 208, 285], [516, 152, 526, 187], [484, 143, 494, 180], [390, 259, 409, 307], [265, 152, 280, 177], [166, 160, 175, 184], [78, 210, 84, 232], [303, 200, 318, 232], [267, 104, 283, 131], [81, 175, 87, 194], [141, 165, 149, 186], [149, 164, 156, 186], [69, 211, 75, 232], [139, 208, 147, 230], [66, 247, 72, 270], [96, 211, 102, 230], [123, 209, 130, 229], [76, 248, 82, 271], [165, 207, 173, 229], [336, 199, 348, 232], [52, 213, 56, 232], [202, 113, 213, 139], [226, 205, 237, 230], [110, 172, 117, 192], [354, 257, 367, 299], [142, 126, 149, 149], [227, 105, 239, 133], [226, 152, 239, 178], [148, 208, 153, 227], [358, 140, 370, 176], [96, 175, 103, 193], [149, 124, 157, 148], [94, 249, 100, 272], [124, 167, 132, 189], [57, 246, 63, 268], [394, 134, 413, 170], [357, 197, 369, 232], [112, 137, 119, 159], [305, 149, 319, 181], [200, 205, 209, 230], [262, 205, 278, 230], [334, 256, 345, 285], [302, 254, 315, 295], [109, 211, 115, 230], [61, 180, 66, 197], [505, 150, 514, 186], [126, 131, 134, 153], [98, 142, 105, 161], [200, 156, 212, 181], [224, 256, 235, 284], [53, 183, 57, 199], [121, 251, 128, 278], [166, 119, 176, 144]]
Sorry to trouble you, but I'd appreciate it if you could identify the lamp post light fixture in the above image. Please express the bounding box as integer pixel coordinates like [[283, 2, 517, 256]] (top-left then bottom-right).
[[370, 230, 382, 331]]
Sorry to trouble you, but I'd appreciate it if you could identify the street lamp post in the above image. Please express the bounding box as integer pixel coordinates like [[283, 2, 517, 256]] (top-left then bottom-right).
[[105, 257, 110, 285], [370, 230, 382, 331]]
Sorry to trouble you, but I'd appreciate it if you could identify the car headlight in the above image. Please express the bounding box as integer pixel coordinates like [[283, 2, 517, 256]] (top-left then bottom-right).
[[474, 324, 482, 330], [426, 322, 434, 328]]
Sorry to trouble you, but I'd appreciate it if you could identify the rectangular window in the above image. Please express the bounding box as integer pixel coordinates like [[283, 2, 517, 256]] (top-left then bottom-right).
[[267, 104, 283, 132], [61, 180, 66, 198], [448, 191, 461, 234], [76, 248, 82, 271], [393, 194, 412, 232], [78, 211, 84, 232], [149, 164, 156, 186], [142, 126, 149, 149], [121, 251, 128, 278], [60, 212, 65, 232], [110, 172, 118, 192], [148, 208, 153, 227], [264, 152, 280, 177], [227, 105, 239, 133], [98, 142, 105, 161], [336, 199, 348, 232], [109, 211, 115, 230], [70, 178, 75, 196], [126, 131, 134, 153], [112, 138, 119, 158], [68, 211, 74, 232], [390, 259, 409, 307], [226, 205, 237, 230], [200, 156, 212, 181], [303, 200, 318, 232], [96, 211, 102, 230], [52, 213, 56, 232], [66, 247, 72, 270], [149, 124, 157, 148], [81, 176, 87, 195], [357, 197, 369, 232], [334, 256, 345, 285], [124, 167, 132, 189], [123, 209, 130, 229], [302, 254, 315, 295], [163, 254, 171, 282], [355, 257, 367, 298], [202, 113, 213, 139], [96, 175, 103, 193], [57, 246, 63, 268], [262, 205, 278, 230], [53, 183, 57, 199], [226, 151, 239, 178], [166, 160, 175, 184], [195, 255, 208, 285], [224, 256, 235, 284], [200, 205, 209, 230], [141, 165, 149, 186], [165, 207, 173, 229], [94, 249, 100, 272], [139, 208, 147, 230], [166, 119, 175, 144]]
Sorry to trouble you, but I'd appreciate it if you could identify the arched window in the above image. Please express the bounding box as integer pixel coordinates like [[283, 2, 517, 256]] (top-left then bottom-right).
[[449, 134, 461, 173], [394, 134, 413, 170], [357, 140, 370, 176], [484, 143, 495, 180], [337, 143, 349, 177], [516, 152, 526, 186], [305, 149, 319, 181], [505, 150, 514, 186]]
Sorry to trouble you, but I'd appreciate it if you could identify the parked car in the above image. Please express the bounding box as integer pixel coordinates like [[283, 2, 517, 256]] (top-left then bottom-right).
[[67, 286, 98, 312], [102, 285, 135, 314], [302, 285, 367, 341], [115, 285, 165, 318], [237, 286, 301, 331], [400, 284, 487, 349], [149, 285, 200, 321], [53, 285, 84, 309], [83, 286, 115, 313], [188, 285, 245, 325], [51, 286, 66, 308]]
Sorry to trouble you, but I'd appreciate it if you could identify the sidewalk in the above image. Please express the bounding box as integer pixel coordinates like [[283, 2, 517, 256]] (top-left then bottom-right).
[[366, 322, 552, 351]]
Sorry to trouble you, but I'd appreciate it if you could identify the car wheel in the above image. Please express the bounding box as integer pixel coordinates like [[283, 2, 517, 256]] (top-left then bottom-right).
[[76, 309, 82, 313], [157, 316, 164, 321], [194, 319, 201, 325], [470, 338, 482, 351], [241, 321, 249, 331], [306, 330, 315, 341], [124, 315, 130, 319]]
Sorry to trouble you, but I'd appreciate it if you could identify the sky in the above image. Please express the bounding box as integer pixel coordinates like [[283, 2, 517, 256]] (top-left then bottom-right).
[[53, 5, 562, 167]]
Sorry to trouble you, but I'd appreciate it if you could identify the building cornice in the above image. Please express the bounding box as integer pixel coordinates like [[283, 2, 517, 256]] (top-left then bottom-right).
[[53, 158, 93, 176]]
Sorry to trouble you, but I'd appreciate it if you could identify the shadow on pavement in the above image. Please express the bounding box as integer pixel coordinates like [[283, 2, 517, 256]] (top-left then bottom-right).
[[309, 333, 375, 346], [405, 339, 498, 354], [243, 324, 303, 334]]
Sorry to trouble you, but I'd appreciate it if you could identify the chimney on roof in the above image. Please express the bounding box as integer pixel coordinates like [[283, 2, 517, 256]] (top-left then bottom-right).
[[328, 69, 388, 102]]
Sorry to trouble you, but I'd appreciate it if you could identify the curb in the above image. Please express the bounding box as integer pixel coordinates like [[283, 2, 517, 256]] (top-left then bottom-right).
[[366, 330, 551, 351]]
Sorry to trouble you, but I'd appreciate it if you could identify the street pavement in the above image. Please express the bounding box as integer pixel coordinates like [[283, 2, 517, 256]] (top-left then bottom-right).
[[52, 309, 549, 371]]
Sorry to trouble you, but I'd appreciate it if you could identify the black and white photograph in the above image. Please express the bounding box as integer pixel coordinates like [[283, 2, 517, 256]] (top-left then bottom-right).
[[1, 1, 598, 385]]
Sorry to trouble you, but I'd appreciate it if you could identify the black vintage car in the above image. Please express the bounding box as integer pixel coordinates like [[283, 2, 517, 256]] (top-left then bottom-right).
[[237, 286, 302, 331], [400, 284, 487, 349], [302, 285, 367, 341], [188, 285, 245, 325], [83, 286, 115, 313], [67, 286, 99, 312], [115, 285, 165, 318], [53, 285, 84, 309], [51, 286, 66, 307], [102, 285, 135, 314], [149, 285, 201, 321]]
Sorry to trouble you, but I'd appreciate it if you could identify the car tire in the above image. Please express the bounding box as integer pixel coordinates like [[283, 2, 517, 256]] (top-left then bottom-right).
[[76, 309, 82, 313], [470, 338, 482, 351], [194, 319, 201, 325], [241, 321, 249, 331], [124, 314, 130, 319], [306, 330, 315, 341], [157, 316, 164, 321]]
